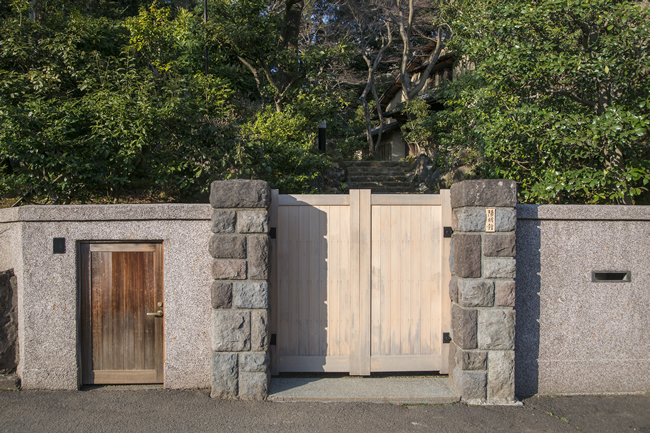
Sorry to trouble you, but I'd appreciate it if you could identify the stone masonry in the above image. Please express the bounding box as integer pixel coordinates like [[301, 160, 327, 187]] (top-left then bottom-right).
[[209, 180, 271, 400], [448, 180, 517, 404], [0, 269, 18, 375]]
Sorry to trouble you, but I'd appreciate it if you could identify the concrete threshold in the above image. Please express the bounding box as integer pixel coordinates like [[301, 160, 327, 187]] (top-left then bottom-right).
[[269, 377, 459, 404]]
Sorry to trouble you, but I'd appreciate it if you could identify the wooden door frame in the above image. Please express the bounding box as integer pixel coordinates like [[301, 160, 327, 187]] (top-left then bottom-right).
[[77, 240, 165, 386]]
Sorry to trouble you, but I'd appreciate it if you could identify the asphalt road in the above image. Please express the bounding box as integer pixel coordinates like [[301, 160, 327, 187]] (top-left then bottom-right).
[[1, 388, 649, 433]]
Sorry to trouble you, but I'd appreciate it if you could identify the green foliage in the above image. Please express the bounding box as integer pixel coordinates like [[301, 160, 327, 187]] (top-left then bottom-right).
[[433, 0, 650, 203]]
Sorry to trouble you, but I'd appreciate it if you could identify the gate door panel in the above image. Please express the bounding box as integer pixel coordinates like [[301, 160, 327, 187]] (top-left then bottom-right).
[[80, 242, 164, 384], [270, 190, 451, 375]]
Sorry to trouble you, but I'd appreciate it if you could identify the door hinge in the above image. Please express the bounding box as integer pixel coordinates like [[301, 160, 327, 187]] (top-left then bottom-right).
[[270, 227, 277, 239], [270, 334, 277, 346], [443, 332, 451, 344], [443, 227, 453, 238]]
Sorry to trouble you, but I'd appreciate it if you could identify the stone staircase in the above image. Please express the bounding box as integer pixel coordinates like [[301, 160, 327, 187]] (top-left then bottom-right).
[[345, 161, 417, 194]]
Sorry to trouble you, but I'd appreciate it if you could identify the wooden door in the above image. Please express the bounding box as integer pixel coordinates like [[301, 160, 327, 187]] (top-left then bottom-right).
[[270, 190, 451, 375], [80, 243, 164, 384]]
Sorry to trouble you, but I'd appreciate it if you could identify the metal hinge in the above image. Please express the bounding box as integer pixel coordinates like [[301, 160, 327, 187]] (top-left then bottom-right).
[[443, 227, 453, 238], [270, 334, 277, 346], [443, 332, 452, 344], [270, 227, 277, 239]]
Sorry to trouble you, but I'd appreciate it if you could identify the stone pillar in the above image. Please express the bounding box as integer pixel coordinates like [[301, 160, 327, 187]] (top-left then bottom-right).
[[209, 180, 271, 400], [448, 180, 517, 404]]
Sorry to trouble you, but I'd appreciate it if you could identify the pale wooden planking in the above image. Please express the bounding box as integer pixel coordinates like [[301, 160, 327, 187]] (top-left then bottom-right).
[[299, 206, 311, 356], [420, 206, 433, 355], [278, 205, 290, 358], [328, 206, 340, 357], [379, 206, 391, 356], [270, 189, 280, 375], [440, 189, 452, 373], [308, 205, 321, 356], [279, 195, 350, 206], [400, 206, 411, 356], [319, 207, 328, 357], [371, 195, 442, 206], [358, 190, 371, 375], [424, 205, 441, 358], [349, 190, 361, 375], [390, 206, 401, 356], [338, 206, 351, 359], [288, 207, 300, 356], [410, 206, 422, 355], [371, 205, 381, 357], [278, 356, 349, 373], [370, 355, 442, 372]]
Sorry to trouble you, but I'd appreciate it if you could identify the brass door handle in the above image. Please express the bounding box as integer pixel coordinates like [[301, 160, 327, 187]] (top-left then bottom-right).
[[147, 310, 163, 317]]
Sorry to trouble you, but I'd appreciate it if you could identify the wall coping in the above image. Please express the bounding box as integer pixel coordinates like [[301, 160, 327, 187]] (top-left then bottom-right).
[[0, 204, 211, 223], [517, 204, 650, 221]]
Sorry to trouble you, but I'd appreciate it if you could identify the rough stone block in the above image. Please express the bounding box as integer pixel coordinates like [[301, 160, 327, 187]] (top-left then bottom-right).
[[457, 279, 494, 307], [448, 343, 457, 381], [210, 180, 271, 209], [483, 258, 516, 279], [455, 349, 487, 371], [248, 235, 269, 280], [239, 372, 268, 400], [488, 350, 515, 403], [208, 235, 246, 259], [478, 309, 515, 350], [212, 310, 251, 352], [211, 353, 238, 399], [483, 233, 516, 257], [450, 179, 517, 208], [211, 260, 247, 280], [495, 281, 515, 307], [240, 352, 269, 373], [455, 208, 486, 232], [237, 211, 269, 234], [449, 277, 459, 303], [211, 281, 232, 309], [233, 282, 269, 309], [452, 368, 487, 402], [211, 210, 236, 233], [251, 310, 269, 351], [496, 208, 517, 232], [451, 304, 477, 349], [0, 375, 20, 390], [453, 234, 481, 278]]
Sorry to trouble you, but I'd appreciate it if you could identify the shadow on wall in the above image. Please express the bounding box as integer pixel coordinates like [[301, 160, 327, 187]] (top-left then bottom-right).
[[514, 208, 541, 398], [0, 269, 18, 374]]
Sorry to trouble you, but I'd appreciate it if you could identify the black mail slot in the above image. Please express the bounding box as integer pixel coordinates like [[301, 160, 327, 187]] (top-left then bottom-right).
[[592, 271, 631, 282]]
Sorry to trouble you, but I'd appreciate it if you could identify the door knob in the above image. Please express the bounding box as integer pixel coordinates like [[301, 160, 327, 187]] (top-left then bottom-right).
[[147, 310, 163, 317]]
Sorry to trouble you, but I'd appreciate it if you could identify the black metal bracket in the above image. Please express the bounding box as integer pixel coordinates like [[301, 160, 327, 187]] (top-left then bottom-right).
[[443, 227, 453, 238], [443, 332, 452, 344], [270, 227, 277, 239], [270, 334, 277, 346]]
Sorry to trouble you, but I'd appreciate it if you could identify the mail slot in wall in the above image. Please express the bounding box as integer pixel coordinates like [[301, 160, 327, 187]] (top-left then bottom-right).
[[592, 271, 631, 282]]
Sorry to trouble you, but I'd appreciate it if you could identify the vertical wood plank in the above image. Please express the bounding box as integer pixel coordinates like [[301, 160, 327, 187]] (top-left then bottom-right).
[[133, 252, 148, 371], [349, 189, 361, 375], [440, 189, 452, 373], [358, 190, 371, 375], [309, 205, 321, 355], [420, 206, 433, 355], [288, 207, 300, 356], [278, 205, 290, 358], [123, 252, 137, 371], [410, 206, 421, 355], [144, 251, 156, 371], [99, 252, 113, 371], [371, 205, 381, 357], [339, 206, 351, 358], [400, 206, 411, 355], [269, 189, 280, 375], [390, 206, 401, 356], [328, 206, 339, 356], [319, 206, 328, 357], [298, 205, 310, 356], [380, 206, 391, 356]]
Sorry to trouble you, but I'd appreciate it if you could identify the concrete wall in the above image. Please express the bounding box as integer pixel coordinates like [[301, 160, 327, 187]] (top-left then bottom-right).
[[0, 204, 212, 390], [516, 205, 650, 396]]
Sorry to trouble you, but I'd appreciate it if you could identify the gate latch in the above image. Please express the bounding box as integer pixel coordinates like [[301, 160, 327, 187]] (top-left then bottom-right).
[[443, 332, 452, 344], [443, 227, 453, 238]]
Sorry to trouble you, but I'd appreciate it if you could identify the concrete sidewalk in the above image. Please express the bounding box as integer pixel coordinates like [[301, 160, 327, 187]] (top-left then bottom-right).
[[1, 388, 649, 433]]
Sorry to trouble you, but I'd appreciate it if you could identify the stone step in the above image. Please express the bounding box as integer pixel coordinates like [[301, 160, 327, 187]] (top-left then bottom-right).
[[0, 374, 20, 391], [346, 168, 412, 177], [352, 181, 410, 189], [348, 175, 409, 182], [345, 161, 410, 168]]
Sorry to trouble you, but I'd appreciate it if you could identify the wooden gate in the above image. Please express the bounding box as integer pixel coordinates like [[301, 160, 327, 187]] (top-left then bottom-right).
[[79, 243, 164, 384], [269, 190, 451, 375]]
